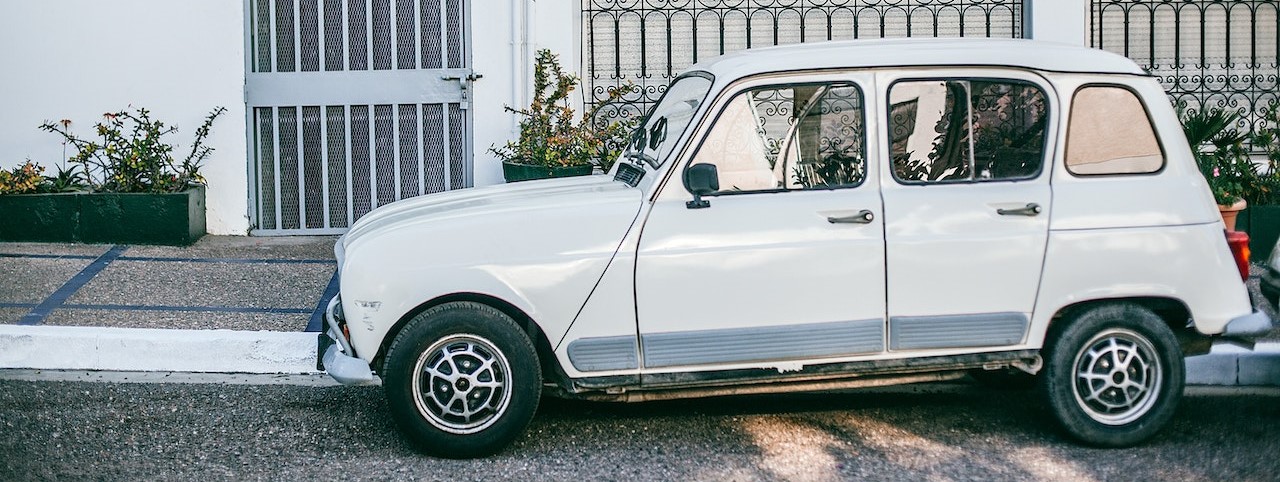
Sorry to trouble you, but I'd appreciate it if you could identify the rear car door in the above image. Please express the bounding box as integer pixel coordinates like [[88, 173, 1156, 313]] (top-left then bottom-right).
[[877, 69, 1056, 353]]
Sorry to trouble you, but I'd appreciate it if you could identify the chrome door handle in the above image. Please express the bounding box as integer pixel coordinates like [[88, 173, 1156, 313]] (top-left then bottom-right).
[[997, 203, 1042, 216], [828, 210, 875, 224]]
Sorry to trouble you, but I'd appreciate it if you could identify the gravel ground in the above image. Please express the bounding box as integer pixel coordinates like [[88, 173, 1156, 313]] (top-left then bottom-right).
[[0, 308, 29, 324], [40, 309, 308, 332], [1, 381, 1276, 481], [122, 236, 337, 260], [1247, 263, 1279, 341], [0, 243, 111, 257], [66, 261, 333, 311], [0, 258, 93, 304]]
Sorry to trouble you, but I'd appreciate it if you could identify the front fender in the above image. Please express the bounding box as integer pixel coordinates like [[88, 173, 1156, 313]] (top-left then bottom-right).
[[336, 184, 645, 362], [339, 265, 541, 361]]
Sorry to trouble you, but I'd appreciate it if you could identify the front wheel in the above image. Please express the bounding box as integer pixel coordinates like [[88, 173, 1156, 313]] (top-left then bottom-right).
[[1041, 303, 1184, 447], [382, 302, 541, 458]]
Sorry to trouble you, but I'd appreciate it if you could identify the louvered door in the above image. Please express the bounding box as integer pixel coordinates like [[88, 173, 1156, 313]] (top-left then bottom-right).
[[247, 0, 471, 234]]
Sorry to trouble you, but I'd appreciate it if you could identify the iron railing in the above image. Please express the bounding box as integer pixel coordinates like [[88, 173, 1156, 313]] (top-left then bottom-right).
[[582, 0, 1025, 124], [1092, 0, 1279, 148]]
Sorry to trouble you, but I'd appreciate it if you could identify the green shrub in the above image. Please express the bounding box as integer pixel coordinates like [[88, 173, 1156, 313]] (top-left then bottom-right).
[[1252, 109, 1280, 205], [0, 161, 46, 195], [490, 50, 635, 173], [1182, 108, 1255, 205], [39, 106, 225, 193]]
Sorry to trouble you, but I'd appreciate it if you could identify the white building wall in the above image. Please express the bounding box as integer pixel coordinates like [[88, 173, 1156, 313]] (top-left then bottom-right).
[[1025, 0, 1088, 45], [0, 0, 250, 235], [471, 0, 581, 187]]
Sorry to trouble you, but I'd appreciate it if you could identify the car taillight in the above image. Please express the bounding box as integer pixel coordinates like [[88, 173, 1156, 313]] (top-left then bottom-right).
[[1226, 230, 1251, 281]]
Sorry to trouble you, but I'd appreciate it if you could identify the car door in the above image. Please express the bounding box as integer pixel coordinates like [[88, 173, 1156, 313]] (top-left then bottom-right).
[[634, 74, 888, 374], [877, 69, 1056, 352]]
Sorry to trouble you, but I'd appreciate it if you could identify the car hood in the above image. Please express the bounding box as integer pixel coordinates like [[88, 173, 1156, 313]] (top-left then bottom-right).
[[336, 175, 640, 266]]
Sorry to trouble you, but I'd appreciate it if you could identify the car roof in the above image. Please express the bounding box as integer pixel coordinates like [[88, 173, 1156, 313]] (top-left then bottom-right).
[[685, 38, 1148, 80]]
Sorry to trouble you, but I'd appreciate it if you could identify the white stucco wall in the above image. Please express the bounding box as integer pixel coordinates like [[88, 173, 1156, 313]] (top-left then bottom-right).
[[0, 0, 250, 235], [470, 0, 580, 187], [1025, 0, 1088, 45]]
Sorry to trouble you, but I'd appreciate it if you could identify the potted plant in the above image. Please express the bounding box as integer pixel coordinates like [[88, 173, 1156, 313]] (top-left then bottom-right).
[[1182, 108, 1254, 229], [491, 49, 634, 182], [0, 106, 224, 245], [1240, 111, 1280, 257]]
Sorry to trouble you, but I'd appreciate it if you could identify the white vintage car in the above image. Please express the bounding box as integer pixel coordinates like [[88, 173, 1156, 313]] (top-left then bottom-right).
[[321, 38, 1272, 458]]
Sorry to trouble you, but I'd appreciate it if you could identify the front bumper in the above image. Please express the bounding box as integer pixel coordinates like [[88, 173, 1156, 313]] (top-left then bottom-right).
[[318, 295, 376, 385]]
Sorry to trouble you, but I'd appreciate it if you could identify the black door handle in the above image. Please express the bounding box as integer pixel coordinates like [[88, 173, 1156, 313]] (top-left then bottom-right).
[[997, 203, 1042, 216], [828, 210, 875, 224]]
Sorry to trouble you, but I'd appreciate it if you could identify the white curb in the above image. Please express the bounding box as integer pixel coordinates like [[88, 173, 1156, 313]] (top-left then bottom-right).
[[1, 324, 1276, 386], [1186, 341, 1280, 386], [0, 325, 321, 374]]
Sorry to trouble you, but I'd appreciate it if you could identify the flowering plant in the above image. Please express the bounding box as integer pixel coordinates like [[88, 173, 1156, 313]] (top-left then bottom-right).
[[39, 106, 225, 193], [490, 50, 634, 173]]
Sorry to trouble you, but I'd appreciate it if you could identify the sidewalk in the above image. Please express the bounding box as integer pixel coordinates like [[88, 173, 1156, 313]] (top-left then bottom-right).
[[1, 237, 335, 374], [1, 236, 1277, 386]]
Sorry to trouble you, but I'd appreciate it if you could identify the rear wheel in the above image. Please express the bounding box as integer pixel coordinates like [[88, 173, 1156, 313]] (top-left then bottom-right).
[[382, 302, 541, 458], [1041, 303, 1183, 447]]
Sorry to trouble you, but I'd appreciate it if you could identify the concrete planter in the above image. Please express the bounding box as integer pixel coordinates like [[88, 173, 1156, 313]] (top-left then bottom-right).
[[501, 161, 594, 182], [0, 186, 205, 245]]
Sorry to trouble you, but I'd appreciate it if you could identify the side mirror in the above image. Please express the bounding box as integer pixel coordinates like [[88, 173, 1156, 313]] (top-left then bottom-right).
[[685, 163, 719, 209]]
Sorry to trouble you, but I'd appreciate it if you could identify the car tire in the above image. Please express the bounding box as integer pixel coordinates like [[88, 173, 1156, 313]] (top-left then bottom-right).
[[969, 367, 1038, 389], [382, 301, 541, 458], [1041, 303, 1183, 447]]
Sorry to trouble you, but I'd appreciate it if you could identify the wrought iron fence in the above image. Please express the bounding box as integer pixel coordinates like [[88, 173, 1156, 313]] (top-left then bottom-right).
[[582, 0, 1025, 124], [1091, 0, 1279, 149]]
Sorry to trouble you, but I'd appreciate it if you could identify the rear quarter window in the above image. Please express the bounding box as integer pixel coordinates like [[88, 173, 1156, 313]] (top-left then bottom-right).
[[1066, 86, 1165, 175]]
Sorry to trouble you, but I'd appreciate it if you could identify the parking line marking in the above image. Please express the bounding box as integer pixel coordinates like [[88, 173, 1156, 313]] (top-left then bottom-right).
[[59, 304, 312, 315], [305, 271, 340, 332], [18, 245, 128, 325]]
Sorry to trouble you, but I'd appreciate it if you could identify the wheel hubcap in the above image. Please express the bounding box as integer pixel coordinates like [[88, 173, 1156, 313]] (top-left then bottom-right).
[[1071, 328, 1162, 426], [411, 334, 512, 434]]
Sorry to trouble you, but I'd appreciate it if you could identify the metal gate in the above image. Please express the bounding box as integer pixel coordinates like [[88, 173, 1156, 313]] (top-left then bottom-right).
[[247, 0, 473, 235], [1091, 0, 1278, 151], [582, 0, 1025, 124]]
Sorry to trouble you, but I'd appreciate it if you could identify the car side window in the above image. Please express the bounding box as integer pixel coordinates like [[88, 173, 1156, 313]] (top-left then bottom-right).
[[1066, 86, 1164, 175], [689, 83, 865, 193], [890, 79, 1048, 183]]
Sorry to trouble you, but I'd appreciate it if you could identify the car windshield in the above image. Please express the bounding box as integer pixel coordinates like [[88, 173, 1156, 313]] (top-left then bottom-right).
[[632, 74, 713, 168]]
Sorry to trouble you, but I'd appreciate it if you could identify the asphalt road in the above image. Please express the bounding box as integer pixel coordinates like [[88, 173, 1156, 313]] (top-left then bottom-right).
[[1, 380, 1277, 481]]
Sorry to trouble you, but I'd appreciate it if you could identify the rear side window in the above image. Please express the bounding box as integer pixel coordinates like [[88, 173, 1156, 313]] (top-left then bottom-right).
[[889, 79, 1048, 183], [1066, 86, 1164, 175]]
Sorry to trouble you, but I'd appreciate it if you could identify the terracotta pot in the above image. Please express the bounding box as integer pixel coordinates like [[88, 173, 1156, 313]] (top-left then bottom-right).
[[1218, 198, 1248, 230]]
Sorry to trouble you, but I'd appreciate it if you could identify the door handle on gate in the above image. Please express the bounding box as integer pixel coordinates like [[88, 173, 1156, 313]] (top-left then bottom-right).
[[996, 203, 1042, 216], [828, 210, 875, 224], [441, 74, 484, 82]]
